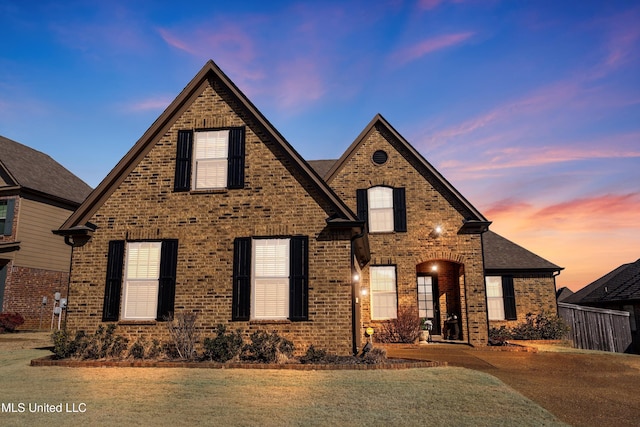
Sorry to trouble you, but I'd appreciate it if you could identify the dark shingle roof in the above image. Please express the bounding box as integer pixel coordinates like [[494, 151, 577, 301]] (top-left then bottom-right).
[[308, 159, 337, 179], [0, 135, 92, 205], [563, 259, 640, 304], [483, 230, 562, 272]]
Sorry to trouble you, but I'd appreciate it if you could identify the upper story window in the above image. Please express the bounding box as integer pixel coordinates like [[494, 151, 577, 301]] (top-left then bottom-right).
[[368, 187, 394, 232], [356, 186, 406, 233], [0, 199, 15, 236], [174, 127, 245, 192], [193, 130, 229, 189]]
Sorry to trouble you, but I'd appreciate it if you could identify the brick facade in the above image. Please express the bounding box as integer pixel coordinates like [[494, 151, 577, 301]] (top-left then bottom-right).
[[1, 263, 69, 329], [65, 77, 357, 355], [488, 274, 559, 329], [326, 122, 489, 346]]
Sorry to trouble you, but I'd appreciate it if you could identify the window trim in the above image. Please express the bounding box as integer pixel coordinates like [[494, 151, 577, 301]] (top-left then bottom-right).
[[485, 275, 517, 321], [192, 129, 230, 190], [121, 241, 162, 320], [367, 186, 394, 233]]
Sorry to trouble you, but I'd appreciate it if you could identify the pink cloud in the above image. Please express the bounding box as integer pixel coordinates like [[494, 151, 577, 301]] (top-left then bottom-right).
[[484, 194, 640, 291], [125, 97, 172, 112], [392, 32, 475, 65], [274, 59, 326, 109]]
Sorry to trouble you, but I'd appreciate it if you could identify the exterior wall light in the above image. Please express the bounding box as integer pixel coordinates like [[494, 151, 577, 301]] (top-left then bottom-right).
[[353, 273, 360, 282], [431, 264, 438, 272], [361, 288, 368, 296], [434, 225, 443, 235]]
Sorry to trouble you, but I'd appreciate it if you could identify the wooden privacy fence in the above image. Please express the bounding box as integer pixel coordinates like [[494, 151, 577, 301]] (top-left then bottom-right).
[[558, 302, 632, 353]]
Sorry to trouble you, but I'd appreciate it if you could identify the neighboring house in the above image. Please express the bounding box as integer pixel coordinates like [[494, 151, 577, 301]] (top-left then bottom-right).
[[55, 60, 561, 354], [563, 259, 640, 353], [0, 135, 92, 329]]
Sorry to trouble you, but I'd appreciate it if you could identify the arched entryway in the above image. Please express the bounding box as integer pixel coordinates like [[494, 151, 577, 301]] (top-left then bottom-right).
[[416, 260, 464, 340]]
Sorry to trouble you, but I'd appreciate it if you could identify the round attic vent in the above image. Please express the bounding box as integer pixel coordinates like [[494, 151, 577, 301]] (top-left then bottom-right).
[[372, 150, 388, 165]]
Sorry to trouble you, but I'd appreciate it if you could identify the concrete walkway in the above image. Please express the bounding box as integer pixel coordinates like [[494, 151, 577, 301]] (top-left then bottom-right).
[[385, 343, 640, 427]]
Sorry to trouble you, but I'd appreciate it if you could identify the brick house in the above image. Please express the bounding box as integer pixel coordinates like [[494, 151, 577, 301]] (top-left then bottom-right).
[[562, 258, 640, 353], [56, 60, 561, 353], [0, 135, 92, 329]]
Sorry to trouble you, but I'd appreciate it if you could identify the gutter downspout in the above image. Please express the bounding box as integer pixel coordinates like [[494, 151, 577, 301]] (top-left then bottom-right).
[[351, 229, 366, 356]]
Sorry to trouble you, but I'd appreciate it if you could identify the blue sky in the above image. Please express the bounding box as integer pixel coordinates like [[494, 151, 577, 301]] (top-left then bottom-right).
[[1, 0, 639, 291]]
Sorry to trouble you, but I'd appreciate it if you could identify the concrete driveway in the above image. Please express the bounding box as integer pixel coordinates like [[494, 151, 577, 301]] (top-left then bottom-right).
[[385, 343, 640, 427]]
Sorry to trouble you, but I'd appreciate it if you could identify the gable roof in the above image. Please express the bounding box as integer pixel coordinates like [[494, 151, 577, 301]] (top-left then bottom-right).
[[483, 230, 563, 273], [563, 259, 640, 304], [324, 114, 490, 230], [59, 60, 361, 232], [0, 135, 92, 206]]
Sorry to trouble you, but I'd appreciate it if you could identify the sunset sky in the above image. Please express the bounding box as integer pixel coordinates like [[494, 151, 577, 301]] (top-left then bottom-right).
[[1, 1, 638, 292]]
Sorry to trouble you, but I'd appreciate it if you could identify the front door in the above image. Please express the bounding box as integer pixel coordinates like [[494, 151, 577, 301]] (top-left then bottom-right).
[[417, 275, 440, 334]]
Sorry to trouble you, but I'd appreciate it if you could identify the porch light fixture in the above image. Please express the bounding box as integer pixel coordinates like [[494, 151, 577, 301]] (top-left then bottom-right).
[[353, 273, 360, 282], [431, 264, 438, 272], [361, 288, 368, 296]]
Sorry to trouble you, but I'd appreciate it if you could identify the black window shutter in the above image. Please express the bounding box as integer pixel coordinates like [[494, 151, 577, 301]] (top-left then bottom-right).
[[174, 130, 193, 192], [227, 127, 245, 189], [3, 199, 15, 235], [289, 236, 309, 321], [232, 237, 251, 321], [157, 239, 179, 321], [356, 189, 368, 224], [502, 276, 517, 320], [393, 187, 407, 232], [103, 240, 125, 321]]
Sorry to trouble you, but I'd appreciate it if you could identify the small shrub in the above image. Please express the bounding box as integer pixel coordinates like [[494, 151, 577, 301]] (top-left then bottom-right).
[[51, 325, 128, 360], [375, 307, 421, 344], [300, 345, 331, 364], [81, 324, 129, 359], [511, 312, 570, 340], [241, 330, 294, 364], [147, 339, 162, 359], [362, 347, 387, 364], [203, 324, 243, 362], [129, 338, 146, 360], [488, 326, 513, 344], [0, 312, 25, 333], [489, 312, 570, 343], [166, 312, 199, 360]]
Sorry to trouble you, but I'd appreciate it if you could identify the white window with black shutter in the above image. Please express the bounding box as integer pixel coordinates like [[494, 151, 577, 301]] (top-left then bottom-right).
[[103, 240, 178, 322], [485, 276, 517, 321], [356, 186, 406, 233], [174, 127, 245, 192], [232, 236, 308, 321]]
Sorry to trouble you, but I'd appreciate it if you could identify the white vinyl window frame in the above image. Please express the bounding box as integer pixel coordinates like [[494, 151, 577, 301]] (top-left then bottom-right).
[[193, 130, 229, 189], [252, 239, 290, 320], [485, 276, 505, 321], [370, 266, 397, 320], [122, 241, 162, 320], [367, 186, 394, 233], [417, 276, 435, 319]]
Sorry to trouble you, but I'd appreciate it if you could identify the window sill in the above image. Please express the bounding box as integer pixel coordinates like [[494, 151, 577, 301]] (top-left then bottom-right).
[[249, 319, 292, 325], [117, 320, 158, 326], [189, 189, 228, 195]]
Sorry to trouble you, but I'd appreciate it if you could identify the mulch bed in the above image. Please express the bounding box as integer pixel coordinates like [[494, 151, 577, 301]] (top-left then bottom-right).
[[30, 354, 445, 370]]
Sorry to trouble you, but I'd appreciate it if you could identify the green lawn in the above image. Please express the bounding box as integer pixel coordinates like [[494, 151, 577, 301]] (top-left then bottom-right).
[[0, 338, 566, 426]]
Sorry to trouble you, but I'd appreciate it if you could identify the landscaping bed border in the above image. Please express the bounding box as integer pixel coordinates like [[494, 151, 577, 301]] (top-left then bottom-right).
[[30, 355, 445, 370]]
